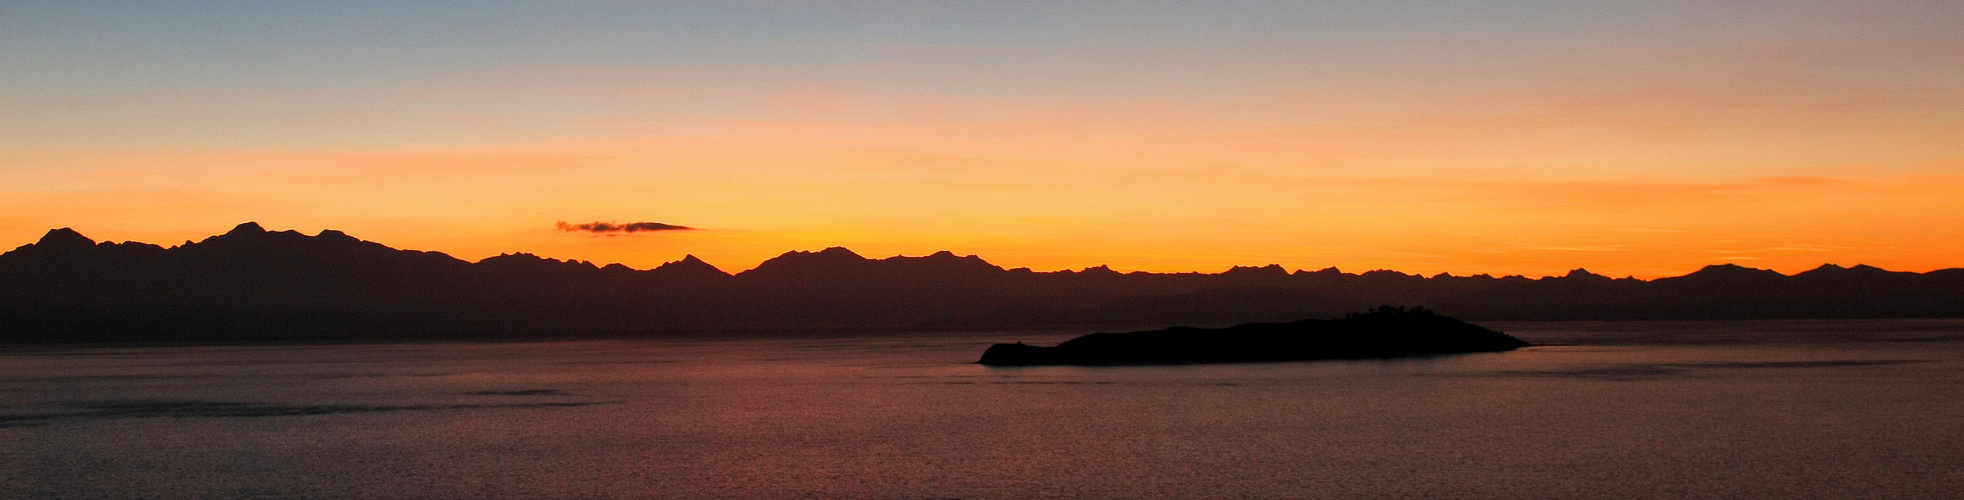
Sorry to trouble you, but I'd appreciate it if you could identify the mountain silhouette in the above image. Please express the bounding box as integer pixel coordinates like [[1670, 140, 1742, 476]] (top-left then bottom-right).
[[3, 223, 1963, 343], [650, 255, 730, 281]]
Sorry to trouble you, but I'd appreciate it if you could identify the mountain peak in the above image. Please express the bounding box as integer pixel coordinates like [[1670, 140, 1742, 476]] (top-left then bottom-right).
[[881, 250, 1002, 275], [1664, 263, 1787, 286], [1078, 264, 1121, 276], [739, 247, 873, 278], [1563, 268, 1612, 280], [1360, 269, 1415, 279], [759, 246, 867, 263], [814, 246, 864, 259], [225, 222, 267, 236], [1689, 263, 1783, 276], [1825, 263, 1892, 274], [654, 254, 729, 277], [1796, 263, 1898, 279], [1224, 264, 1289, 278], [483, 252, 545, 262], [1296, 267, 1342, 277], [35, 227, 96, 249]]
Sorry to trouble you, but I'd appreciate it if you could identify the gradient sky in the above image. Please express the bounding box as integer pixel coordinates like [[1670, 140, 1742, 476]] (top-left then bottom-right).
[[3, 1, 1961, 277]]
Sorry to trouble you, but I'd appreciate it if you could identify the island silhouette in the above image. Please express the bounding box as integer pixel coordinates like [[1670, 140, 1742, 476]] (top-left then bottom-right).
[[977, 306, 1531, 366], [3, 223, 1963, 343]]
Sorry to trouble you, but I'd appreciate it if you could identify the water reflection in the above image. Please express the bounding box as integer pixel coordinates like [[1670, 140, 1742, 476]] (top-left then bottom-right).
[[3, 320, 1962, 498]]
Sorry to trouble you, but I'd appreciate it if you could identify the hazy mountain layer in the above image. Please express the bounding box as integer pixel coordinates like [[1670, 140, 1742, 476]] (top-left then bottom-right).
[[4, 223, 1962, 342]]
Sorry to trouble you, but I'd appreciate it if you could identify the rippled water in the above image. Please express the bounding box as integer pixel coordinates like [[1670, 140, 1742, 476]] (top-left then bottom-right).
[[4, 320, 1963, 499]]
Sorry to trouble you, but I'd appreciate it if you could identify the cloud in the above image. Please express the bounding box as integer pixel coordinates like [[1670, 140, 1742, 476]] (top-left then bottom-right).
[[556, 221, 695, 233]]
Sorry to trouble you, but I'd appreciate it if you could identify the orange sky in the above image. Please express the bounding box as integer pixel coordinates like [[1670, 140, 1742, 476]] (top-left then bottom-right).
[[3, 2, 1961, 278]]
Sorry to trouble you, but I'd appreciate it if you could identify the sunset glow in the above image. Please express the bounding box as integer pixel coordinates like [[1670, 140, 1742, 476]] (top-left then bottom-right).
[[5, 2, 1960, 278]]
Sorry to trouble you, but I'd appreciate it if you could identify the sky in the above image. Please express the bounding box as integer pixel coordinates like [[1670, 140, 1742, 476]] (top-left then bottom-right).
[[3, 1, 1961, 278]]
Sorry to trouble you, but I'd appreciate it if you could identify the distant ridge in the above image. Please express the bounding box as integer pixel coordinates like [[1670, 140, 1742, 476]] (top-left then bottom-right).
[[4, 223, 1964, 343]]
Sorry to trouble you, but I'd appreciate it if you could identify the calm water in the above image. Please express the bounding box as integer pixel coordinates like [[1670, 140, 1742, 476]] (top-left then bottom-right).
[[4, 320, 1963, 499]]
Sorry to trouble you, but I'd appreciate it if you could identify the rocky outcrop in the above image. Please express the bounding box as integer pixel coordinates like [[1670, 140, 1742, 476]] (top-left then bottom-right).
[[977, 306, 1530, 366]]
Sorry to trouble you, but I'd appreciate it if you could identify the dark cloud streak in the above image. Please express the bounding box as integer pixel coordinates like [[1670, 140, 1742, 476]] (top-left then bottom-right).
[[556, 221, 695, 233]]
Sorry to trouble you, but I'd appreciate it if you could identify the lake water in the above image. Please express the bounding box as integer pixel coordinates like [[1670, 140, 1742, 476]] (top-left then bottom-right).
[[4, 320, 1963, 499]]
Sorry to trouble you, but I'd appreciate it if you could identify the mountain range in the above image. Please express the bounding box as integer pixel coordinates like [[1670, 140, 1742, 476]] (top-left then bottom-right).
[[4, 222, 1962, 342]]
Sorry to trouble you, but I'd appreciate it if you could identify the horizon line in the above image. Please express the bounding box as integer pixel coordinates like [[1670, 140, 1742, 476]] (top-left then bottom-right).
[[16, 222, 1957, 281]]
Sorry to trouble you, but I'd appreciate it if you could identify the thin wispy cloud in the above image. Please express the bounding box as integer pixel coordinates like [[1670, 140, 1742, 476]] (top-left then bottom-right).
[[556, 221, 695, 234]]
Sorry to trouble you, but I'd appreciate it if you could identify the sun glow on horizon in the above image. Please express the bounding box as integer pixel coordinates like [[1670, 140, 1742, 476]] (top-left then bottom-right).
[[3, 2, 1961, 279]]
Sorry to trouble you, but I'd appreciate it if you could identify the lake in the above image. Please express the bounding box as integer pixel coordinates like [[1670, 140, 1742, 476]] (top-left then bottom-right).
[[4, 320, 1963, 498]]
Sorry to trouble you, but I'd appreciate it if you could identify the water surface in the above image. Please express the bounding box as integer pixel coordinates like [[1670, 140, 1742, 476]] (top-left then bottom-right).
[[4, 320, 1963, 498]]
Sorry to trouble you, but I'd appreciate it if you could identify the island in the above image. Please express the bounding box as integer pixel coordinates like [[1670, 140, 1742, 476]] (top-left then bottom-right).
[[976, 306, 1531, 366]]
